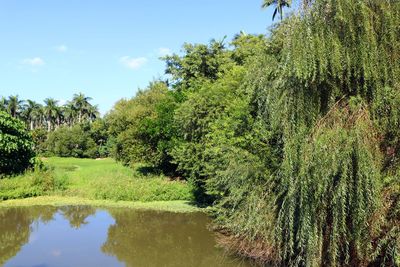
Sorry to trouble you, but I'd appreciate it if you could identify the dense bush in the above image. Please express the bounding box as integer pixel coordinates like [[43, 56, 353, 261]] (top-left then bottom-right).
[[107, 81, 179, 172], [43, 125, 98, 158], [0, 111, 35, 175]]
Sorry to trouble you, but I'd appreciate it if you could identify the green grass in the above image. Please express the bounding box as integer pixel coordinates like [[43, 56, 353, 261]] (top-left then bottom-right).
[[0, 157, 196, 212], [0, 196, 200, 213]]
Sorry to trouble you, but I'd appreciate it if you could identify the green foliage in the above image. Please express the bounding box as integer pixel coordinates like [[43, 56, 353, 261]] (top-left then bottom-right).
[[44, 125, 98, 158], [31, 127, 48, 154], [172, 66, 255, 203], [0, 111, 35, 175], [162, 39, 235, 90], [0, 157, 193, 203], [0, 170, 67, 200], [102, 2, 400, 265], [107, 81, 178, 172], [276, 105, 380, 266]]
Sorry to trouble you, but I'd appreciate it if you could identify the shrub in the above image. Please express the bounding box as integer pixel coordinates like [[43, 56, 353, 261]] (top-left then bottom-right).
[[0, 170, 67, 200], [44, 125, 98, 158]]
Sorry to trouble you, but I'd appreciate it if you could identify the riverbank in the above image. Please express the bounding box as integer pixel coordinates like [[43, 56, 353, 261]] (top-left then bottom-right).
[[0, 157, 199, 213], [0, 196, 200, 212]]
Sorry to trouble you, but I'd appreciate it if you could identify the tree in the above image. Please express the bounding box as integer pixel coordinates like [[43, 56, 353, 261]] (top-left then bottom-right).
[[0, 111, 35, 175], [107, 81, 171, 167], [72, 93, 93, 123], [43, 98, 59, 132], [162, 39, 234, 90], [63, 101, 77, 127], [7, 95, 24, 118], [262, 0, 292, 20], [23, 100, 42, 130], [44, 125, 98, 158]]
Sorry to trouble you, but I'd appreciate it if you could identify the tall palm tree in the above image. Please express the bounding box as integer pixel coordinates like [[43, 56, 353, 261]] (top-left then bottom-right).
[[72, 93, 92, 123], [7, 95, 24, 118], [43, 98, 59, 132], [24, 100, 42, 130], [262, 0, 292, 20], [63, 101, 77, 127]]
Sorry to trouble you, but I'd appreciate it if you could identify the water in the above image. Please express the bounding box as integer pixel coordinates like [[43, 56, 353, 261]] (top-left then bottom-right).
[[0, 206, 252, 267]]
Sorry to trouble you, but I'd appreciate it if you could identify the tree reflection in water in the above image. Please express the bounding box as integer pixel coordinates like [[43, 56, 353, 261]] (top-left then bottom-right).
[[102, 209, 249, 267], [60, 206, 96, 229], [0, 206, 57, 265], [0, 207, 250, 267]]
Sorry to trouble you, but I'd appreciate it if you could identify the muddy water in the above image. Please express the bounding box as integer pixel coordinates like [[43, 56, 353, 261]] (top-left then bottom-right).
[[0, 206, 252, 267]]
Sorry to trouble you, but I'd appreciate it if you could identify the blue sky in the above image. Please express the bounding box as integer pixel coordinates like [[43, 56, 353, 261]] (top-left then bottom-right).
[[0, 0, 275, 114]]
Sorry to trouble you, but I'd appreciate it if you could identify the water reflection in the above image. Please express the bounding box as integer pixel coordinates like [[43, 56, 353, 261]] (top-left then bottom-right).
[[0, 206, 57, 266], [59, 206, 96, 229], [102, 209, 249, 267], [0, 206, 251, 267]]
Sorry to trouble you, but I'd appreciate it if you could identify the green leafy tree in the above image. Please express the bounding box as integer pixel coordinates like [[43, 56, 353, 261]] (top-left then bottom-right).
[[0, 111, 35, 175], [44, 124, 98, 158], [162, 39, 234, 90], [107, 81, 172, 167]]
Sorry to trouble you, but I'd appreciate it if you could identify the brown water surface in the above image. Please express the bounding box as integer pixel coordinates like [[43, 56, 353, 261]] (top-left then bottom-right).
[[0, 206, 252, 267]]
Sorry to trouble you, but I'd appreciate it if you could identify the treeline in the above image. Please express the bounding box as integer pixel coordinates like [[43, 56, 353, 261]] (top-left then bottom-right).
[[0, 93, 110, 159], [106, 0, 399, 266], [0, 93, 99, 131]]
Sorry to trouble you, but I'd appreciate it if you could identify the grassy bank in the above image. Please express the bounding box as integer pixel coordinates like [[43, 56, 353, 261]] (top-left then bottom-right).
[[0, 196, 200, 212], [0, 157, 197, 212]]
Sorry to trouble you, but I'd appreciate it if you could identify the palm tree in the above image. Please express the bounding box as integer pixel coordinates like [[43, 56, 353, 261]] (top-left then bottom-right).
[[63, 102, 77, 127], [7, 95, 24, 118], [72, 93, 92, 123], [262, 0, 292, 20], [86, 104, 100, 122], [24, 100, 42, 130], [43, 98, 59, 132]]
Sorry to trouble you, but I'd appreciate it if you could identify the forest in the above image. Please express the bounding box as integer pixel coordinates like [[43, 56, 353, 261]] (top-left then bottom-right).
[[0, 0, 399, 266]]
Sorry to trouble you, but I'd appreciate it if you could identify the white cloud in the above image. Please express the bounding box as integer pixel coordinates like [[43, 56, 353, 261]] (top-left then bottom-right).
[[22, 57, 45, 66], [119, 56, 147, 70], [55, 45, 68, 52], [158, 47, 172, 57]]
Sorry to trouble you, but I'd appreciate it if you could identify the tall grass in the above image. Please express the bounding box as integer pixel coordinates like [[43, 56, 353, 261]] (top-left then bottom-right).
[[0, 157, 193, 202]]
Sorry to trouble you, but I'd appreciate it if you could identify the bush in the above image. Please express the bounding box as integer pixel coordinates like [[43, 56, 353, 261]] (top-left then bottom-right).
[[44, 125, 98, 158], [0, 111, 35, 175]]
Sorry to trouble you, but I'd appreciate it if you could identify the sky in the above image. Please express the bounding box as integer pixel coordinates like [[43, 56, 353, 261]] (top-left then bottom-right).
[[0, 0, 275, 114]]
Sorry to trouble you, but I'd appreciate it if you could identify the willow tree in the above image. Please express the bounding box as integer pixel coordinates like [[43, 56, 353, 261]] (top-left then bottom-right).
[[260, 0, 400, 266]]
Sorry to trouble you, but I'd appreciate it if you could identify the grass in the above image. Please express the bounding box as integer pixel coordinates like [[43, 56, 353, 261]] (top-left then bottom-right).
[[0, 157, 197, 212], [0, 196, 200, 212]]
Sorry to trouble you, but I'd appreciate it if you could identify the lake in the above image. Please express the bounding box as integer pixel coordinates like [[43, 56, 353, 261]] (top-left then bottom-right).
[[0, 206, 252, 267]]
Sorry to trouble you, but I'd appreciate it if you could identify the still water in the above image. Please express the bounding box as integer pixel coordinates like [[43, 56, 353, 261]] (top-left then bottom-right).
[[0, 206, 252, 267]]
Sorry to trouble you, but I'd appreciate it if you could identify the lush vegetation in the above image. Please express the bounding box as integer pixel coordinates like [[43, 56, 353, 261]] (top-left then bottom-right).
[[1, 0, 399, 266], [0, 93, 110, 158], [0, 157, 192, 202], [0, 93, 99, 131], [104, 0, 399, 266], [0, 111, 35, 175]]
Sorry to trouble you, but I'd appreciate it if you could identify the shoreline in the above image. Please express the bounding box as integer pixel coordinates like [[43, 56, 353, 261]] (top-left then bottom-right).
[[0, 196, 202, 213]]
